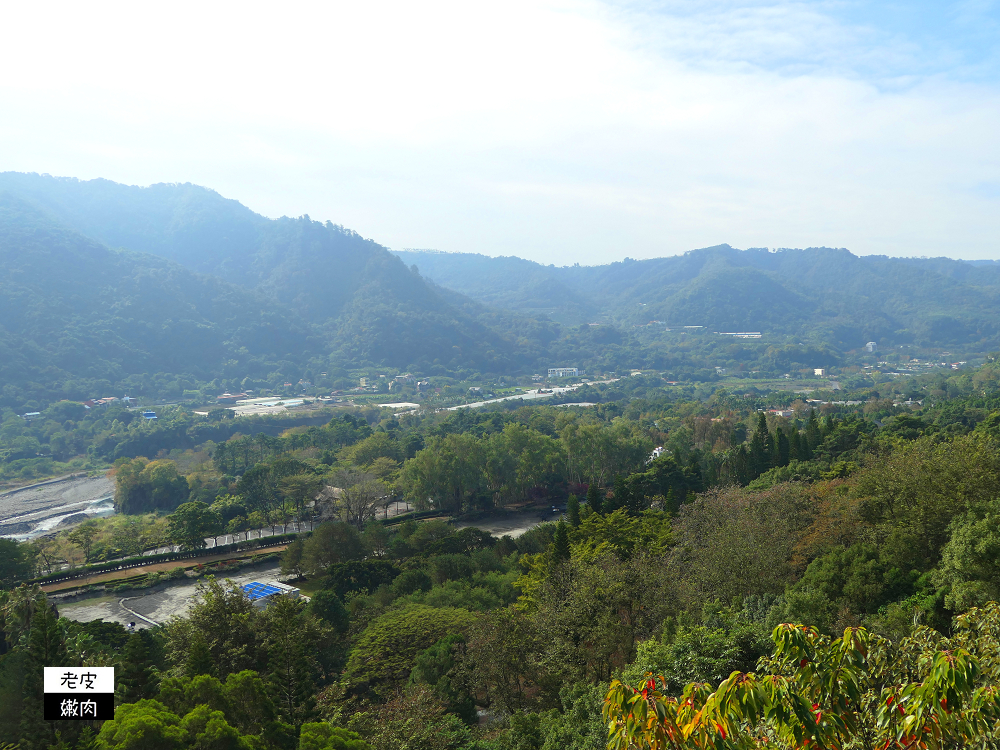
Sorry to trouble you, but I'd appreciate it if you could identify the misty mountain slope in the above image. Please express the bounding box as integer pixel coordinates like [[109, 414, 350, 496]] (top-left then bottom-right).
[[395, 245, 1000, 350], [0, 173, 569, 377], [0, 192, 318, 406], [0, 173, 267, 285], [394, 250, 597, 319]]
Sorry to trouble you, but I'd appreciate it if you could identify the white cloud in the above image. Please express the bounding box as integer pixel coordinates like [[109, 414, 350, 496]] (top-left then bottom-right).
[[0, 0, 997, 263]]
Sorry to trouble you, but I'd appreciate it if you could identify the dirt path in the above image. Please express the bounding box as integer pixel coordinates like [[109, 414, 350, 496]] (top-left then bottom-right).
[[41, 545, 289, 593], [456, 509, 553, 538]]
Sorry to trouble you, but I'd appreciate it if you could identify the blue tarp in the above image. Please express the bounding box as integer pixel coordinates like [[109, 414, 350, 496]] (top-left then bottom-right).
[[242, 582, 282, 601]]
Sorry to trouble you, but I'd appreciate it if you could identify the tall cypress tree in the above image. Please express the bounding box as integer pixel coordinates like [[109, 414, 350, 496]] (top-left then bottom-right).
[[789, 428, 801, 461], [586, 484, 603, 515], [566, 495, 581, 528], [805, 410, 821, 455], [552, 521, 571, 563], [117, 630, 160, 704], [749, 412, 770, 480], [775, 430, 790, 467]]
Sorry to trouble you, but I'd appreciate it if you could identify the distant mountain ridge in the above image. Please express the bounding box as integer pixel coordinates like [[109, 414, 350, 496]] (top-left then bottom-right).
[[0, 173, 571, 398], [394, 246, 1000, 350], [3, 169, 999, 411], [0, 192, 316, 407]]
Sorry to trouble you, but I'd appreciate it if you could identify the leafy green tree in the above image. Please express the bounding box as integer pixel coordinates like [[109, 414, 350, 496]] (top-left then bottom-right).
[[301, 522, 365, 577], [179, 703, 245, 749], [855, 431, 1000, 567], [278, 473, 322, 521], [346, 685, 470, 750], [747, 411, 770, 480], [158, 669, 290, 743], [342, 604, 476, 697], [114, 458, 190, 514], [804, 409, 820, 456], [333, 468, 389, 530], [401, 434, 484, 513], [935, 508, 1000, 611], [95, 699, 184, 750], [325, 560, 399, 599], [668, 483, 813, 609], [559, 419, 652, 488], [185, 636, 214, 678], [392, 569, 433, 597], [482, 423, 563, 509], [457, 606, 542, 714], [340, 432, 401, 467], [298, 722, 372, 750], [409, 634, 476, 723], [165, 578, 262, 680], [166, 502, 223, 551], [306, 591, 350, 633], [67, 521, 100, 564]]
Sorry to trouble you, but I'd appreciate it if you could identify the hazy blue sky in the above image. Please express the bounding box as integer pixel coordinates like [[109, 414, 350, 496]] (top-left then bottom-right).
[[1, 1, 997, 264]]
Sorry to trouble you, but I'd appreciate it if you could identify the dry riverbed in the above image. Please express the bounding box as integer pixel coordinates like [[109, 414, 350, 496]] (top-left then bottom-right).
[[0, 475, 114, 539]]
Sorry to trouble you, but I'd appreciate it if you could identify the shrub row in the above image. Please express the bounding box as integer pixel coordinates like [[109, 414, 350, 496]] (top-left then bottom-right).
[[31, 533, 302, 585]]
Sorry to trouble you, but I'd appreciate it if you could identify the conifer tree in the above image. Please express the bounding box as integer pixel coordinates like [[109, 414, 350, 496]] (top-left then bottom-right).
[[789, 428, 801, 461], [117, 630, 160, 704], [805, 409, 821, 452], [566, 495, 581, 527], [185, 635, 214, 678], [749, 412, 771, 480], [19, 605, 68, 750], [586, 484, 603, 515], [552, 521, 571, 563], [775, 429, 790, 467]]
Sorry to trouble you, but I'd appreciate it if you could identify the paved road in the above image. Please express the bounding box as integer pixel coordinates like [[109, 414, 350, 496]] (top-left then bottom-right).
[[446, 379, 618, 411]]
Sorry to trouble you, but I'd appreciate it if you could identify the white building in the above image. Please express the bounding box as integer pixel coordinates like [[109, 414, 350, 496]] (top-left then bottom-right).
[[865, 342, 878, 353], [547, 367, 579, 378]]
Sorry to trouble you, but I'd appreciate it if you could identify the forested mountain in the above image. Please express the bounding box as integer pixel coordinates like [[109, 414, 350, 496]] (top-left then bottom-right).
[[395, 246, 1000, 350], [0, 193, 319, 407], [6, 170, 1000, 414], [0, 174, 578, 407]]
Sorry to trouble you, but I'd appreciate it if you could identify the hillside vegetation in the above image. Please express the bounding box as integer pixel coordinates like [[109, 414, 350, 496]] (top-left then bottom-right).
[[395, 246, 1000, 350]]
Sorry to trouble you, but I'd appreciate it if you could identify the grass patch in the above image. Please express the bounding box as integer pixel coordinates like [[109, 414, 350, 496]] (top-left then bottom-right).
[[294, 577, 326, 597]]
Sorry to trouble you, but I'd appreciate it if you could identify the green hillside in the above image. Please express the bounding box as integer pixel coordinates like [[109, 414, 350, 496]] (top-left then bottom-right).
[[0, 174, 585, 407], [395, 245, 1000, 351], [0, 192, 317, 409]]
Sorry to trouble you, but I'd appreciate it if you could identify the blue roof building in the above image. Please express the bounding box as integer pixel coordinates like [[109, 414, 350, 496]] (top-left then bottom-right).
[[241, 581, 300, 608]]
